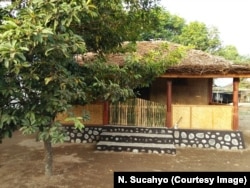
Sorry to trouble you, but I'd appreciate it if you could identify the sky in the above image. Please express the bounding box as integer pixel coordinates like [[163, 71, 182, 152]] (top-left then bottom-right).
[[161, 0, 250, 56]]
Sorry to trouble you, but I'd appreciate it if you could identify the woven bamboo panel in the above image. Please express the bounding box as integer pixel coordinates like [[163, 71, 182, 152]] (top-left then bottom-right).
[[212, 106, 232, 130], [192, 106, 213, 129], [174, 105, 233, 130], [192, 106, 233, 130], [173, 105, 191, 129], [55, 104, 103, 125]]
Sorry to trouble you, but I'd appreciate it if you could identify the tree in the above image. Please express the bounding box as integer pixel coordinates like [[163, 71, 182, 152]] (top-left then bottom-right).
[[214, 45, 250, 63], [139, 7, 250, 63], [140, 9, 222, 53], [215, 45, 240, 61], [0, 0, 95, 176], [140, 8, 185, 41], [71, 0, 161, 53], [1, 0, 182, 176], [175, 21, 221, 53]]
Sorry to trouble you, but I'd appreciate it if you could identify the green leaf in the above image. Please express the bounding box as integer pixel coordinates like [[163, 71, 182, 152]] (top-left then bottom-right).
[[16, 53, 26, 61], [21, 62, 31, 68], [19, 47, 29, 51], [0, 114, 10, 128], [45, 77, 53, 85], [41, 28, 53, 34], [2, 20, 18, 29], [20, 126, 38, 135], [45, 47, 55, 56], [65, 116, 84, 130], [4, 59, 9, 68]]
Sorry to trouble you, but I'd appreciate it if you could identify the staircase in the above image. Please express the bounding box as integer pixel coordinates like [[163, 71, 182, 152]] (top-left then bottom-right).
[[96, 126, 176, 155]]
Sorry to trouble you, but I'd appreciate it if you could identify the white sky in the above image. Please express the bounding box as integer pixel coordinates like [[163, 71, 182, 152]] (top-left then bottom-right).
[[161, 0, 250, 56]]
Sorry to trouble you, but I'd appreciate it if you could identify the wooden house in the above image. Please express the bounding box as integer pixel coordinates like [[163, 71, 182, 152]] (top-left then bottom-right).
[[57, 41, 250, 131], [56, 41, 250, 151]]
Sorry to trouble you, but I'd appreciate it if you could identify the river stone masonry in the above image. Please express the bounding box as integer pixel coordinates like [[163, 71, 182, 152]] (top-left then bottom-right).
[[64, 126, 103, 143], [174, 129, 245, 150], [63, 126, 245, 150]]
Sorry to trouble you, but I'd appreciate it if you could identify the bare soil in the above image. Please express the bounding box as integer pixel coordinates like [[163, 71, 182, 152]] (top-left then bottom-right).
[[0, 130, 250, 188]]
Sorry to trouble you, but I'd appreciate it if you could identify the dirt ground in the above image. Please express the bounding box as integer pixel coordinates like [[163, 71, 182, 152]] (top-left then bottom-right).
[[0, 130, 250, 188]]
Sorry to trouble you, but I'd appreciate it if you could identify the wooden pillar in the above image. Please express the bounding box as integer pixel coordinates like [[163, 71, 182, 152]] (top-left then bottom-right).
[[103, 101, 109, 125], [208, 78, 213, 104], [166, 80, 172, 128], [232, 78, 240, 130]]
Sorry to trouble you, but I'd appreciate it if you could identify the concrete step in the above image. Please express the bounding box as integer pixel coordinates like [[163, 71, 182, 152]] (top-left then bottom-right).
[[96, 141, 176, 155], [99, 132, 174, 144], [102, 125, 174, 134], [100, 132, 173, 138], [96, 127, 176, 155]]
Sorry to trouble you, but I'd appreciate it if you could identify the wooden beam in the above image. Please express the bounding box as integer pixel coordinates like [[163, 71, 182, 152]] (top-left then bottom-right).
[[166, 80, 172, 128], [232, 78, 240, 130], [103, 102, 109, 125]]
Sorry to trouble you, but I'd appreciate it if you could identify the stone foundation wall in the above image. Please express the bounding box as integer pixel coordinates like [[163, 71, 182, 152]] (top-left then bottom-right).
[[174, 129, 245, 150], [64, 126, 245, 150], [64, 126, 103, 143]]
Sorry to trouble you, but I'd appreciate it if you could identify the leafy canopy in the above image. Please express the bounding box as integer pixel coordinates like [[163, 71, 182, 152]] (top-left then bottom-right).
[[0, 0, 186, 176], [0, 1, 184, 142], [0, 0, 95, 142]]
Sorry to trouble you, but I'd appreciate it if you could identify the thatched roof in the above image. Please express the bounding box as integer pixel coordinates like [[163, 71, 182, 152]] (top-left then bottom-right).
[[132, 41, 250, 78], [164, 47, 250, 77], [77, 41, 250, 78]]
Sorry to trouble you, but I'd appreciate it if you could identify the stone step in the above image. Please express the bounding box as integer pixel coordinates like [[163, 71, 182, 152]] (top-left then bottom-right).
[[102, 125, 173, 135], [99, 132, 174, 144], [96, 141, 176, 155], [96, 128, 176, 155], [100, 132, 172, 138]]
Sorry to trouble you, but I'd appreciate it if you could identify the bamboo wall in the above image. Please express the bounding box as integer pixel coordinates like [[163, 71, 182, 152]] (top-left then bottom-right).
[[150, 78, 209, 105], [55, 101, 234, 130], [173, 105, 233, 130], [109, 98, 166, 127], [55, 103, 103, 125]]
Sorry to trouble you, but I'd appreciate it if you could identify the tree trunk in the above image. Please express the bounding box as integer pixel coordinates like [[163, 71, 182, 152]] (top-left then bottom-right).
[[43, 139, 53, 176]]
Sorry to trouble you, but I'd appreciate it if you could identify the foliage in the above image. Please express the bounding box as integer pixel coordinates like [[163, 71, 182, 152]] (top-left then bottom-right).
[[140, 8, 221, 53], [0, 0, 93, 140], [140, 7, 249, 63], [175, 21, 221, 53], [215, 45, 250, 63], [0, 0, 176, 176], [0, 0, 165, 139], [0, 0, 96, 176], [77, 42, 187, 103], [140, 8, 185, 41], [72, 0, 161, 53]]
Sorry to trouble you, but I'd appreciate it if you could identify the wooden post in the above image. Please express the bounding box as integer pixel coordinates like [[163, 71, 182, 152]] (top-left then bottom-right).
[[166, 80, 172, 128], [208, 78, 213, 104], [103, 101, 109, 125], [232, 78, 239, 130]]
